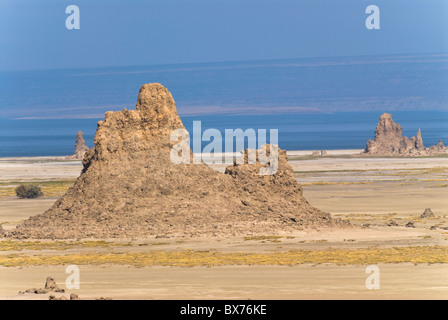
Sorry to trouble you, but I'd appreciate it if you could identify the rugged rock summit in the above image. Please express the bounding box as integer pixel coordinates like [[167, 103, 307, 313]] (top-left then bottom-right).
[[7, 83, 345, 239], [66, 131, 90, 160], [363, 113, 447, 156]]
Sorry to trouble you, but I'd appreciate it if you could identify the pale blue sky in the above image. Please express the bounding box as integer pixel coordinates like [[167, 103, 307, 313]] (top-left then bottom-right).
[[0, 0, 447, 71]]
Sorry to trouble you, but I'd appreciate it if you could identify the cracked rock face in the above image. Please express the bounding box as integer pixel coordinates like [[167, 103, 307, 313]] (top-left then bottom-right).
[[6, 83, 346, 239], [363, 113, 447, 156]]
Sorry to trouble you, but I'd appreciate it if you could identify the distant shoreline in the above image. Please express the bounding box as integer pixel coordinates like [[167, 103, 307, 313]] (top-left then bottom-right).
[[1, 111, 447, 158], [4, 149, 448, 163]]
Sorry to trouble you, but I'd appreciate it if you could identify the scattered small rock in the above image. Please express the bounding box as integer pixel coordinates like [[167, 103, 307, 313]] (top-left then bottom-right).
[[45, 276, 64, 292], [387, 221, 398, 227], [405, 222, 415, 228], [19, 288, 47, 295], [46, 277, 65, 293], [70, 293, 80, 300], [19, 276, 65, 295], [430, 226, 437, 230], [421, 208, 434, 219], [49, 295, 67, 300]]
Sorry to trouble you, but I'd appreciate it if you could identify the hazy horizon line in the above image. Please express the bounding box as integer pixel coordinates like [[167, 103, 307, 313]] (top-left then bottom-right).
[[1, 51, 447, 74], [9, 109, 448, 121]]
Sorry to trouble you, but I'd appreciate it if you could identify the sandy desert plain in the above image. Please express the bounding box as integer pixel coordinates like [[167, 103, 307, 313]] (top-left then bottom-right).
[[0, 150, 447, 300]]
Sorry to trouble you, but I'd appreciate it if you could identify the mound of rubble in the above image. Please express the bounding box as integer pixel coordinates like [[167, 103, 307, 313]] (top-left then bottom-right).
[[19, 277, 65, 295]]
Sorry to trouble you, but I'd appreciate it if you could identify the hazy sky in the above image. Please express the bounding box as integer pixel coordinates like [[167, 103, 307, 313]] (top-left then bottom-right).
[[0, 0, 447, 71]]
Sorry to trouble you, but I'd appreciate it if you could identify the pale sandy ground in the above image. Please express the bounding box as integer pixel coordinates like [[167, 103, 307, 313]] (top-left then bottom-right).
[[287, 149, 364, 156], [0, 152, 447, 300], [0, 198, 58, 229], [1, 264, 447, 300], [291, 157, 448, 218], [0, 157, 81, 181]]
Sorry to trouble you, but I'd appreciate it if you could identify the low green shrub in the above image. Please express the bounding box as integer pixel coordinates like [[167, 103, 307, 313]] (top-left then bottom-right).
[[15, 184, 43, 199]]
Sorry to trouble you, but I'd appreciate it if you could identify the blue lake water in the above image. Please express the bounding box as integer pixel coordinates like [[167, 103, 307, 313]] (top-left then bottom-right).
[[0, 54, 447, 157], [1, 111, 447, 157]]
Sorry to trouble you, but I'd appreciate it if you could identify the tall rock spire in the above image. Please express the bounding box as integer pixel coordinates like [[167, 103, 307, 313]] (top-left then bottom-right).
[[6, 83, 344, 239], [415, 128, 425, 151], [66, 131, 90, 160]]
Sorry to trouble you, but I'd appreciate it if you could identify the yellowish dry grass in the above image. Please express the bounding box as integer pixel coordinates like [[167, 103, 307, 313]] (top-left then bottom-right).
[[0, 240, 114, 251], [244, 236, 295, 241], [420, 167, 448, 174], [340, 212, 400, 222], [301, 181, 372, 186], [426, 184, 448, 188], [0, 180, 75, 198], [0, 246, 446, 267], [382, 167, 448, 176], [295, 167, 448, 176], [0, 188, 15, 197]]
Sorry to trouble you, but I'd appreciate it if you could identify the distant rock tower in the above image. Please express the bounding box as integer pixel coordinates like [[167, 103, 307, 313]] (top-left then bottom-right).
[[363, 113, 446, 156], [415, 128, 425, 151], [66, 131, 90, 160]]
